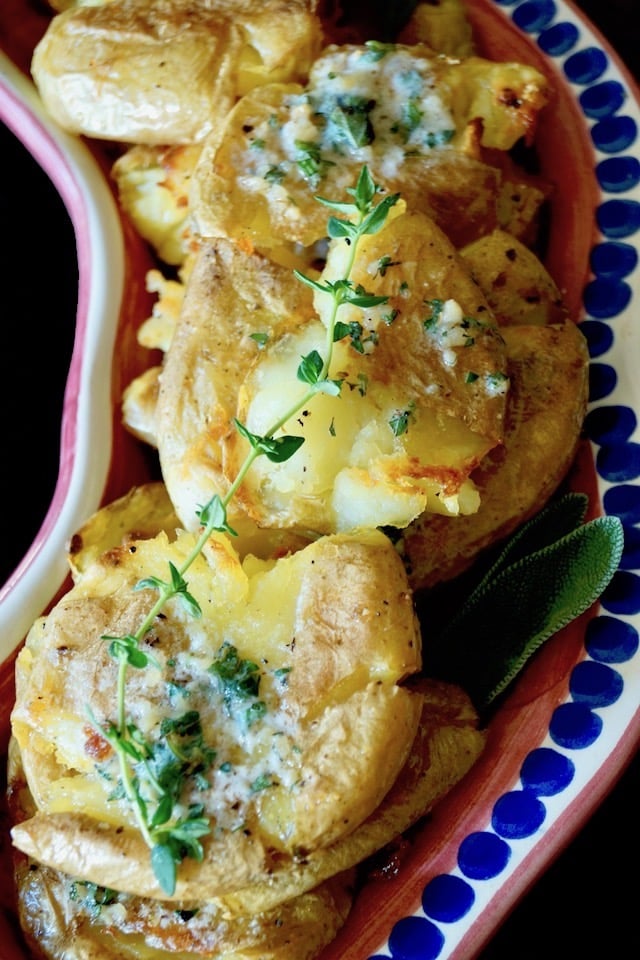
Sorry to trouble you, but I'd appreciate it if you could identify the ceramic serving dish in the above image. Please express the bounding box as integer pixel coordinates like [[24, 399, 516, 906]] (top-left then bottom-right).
[[1, 2, 639, 958]]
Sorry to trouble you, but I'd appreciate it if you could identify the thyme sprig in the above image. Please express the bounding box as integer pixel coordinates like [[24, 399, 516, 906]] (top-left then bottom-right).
[[94, 165, 398, 895]]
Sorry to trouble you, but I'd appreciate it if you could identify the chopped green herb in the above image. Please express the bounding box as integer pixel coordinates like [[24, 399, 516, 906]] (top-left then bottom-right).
[[362, 40, 396, 62], [250, 773, 274, 793], [389, 401, 416, 437], [264, 165, 286, 184], [377, 255, 400, 277], [69, 881, 118, 919], [327, 96, 376, 149], [209, 643, 261, 703]]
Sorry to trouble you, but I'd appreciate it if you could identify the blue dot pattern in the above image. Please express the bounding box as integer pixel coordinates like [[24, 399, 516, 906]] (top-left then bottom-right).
[[370, 2, 640, 957]]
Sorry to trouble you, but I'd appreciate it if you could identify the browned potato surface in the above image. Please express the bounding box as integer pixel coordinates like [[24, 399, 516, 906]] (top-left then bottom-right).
[[218, 678, 485, 914], [401, 321, 590, 591], [460, 229, 568, 327], [157, 208, 508, 540], [397, 0, 475, 57]]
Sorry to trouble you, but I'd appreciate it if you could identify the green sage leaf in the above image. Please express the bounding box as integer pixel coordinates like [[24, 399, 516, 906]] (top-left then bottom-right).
[[426, 508, 624, 712]]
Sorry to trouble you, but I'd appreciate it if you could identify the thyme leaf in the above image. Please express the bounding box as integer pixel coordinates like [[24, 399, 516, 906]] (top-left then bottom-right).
[[94, 164, 398, 894]]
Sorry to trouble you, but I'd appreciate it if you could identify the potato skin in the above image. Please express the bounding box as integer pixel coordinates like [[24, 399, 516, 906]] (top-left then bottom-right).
[[401, 321, 590, 591], [11, 500, 423, 902], [460, 229, 568, 327], [192, 43, 549, 250], [31, 0, 322, 144], [8, 739, 355, 960], [218, 678, 486, 915]]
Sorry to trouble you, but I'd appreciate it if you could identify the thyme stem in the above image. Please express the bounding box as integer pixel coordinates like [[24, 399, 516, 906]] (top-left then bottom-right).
[[96, 165, 397, 893]]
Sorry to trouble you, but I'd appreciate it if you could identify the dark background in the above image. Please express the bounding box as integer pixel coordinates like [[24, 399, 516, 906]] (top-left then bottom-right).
[[1, 1, 638, 958]]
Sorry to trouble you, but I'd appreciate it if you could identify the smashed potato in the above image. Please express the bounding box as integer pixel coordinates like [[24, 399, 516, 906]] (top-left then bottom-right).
[[11, 489, 422, 900], [192, 42, 549, 250], [112, 144, 204, 266], [6, 2, 591, 959], [460, 228, 568, 327], [9, 739, 355, 960], [32, 0, 323, 144], [217, 678, 485, 914], [158, 206, 508, 540], [402, 321, 590, 591], [397, 0, 475, 57]]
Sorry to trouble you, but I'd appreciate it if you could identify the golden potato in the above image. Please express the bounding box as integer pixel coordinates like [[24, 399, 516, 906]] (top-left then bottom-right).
[[121, 365, 161, 447], [47, 0, 115, 11], [397, 0, 475, 57], [218, 678, 485, 914], [191, 42, 549, 250], [227, 207, 508, 532], [156, 206, 508, 539], [112, 144, 203, 266], [460, 229, 568, 327], [8, 740, 355, 960], [401, 321, 590, 591], [155, 236, 318, 549], [32, 0, 323, 144], [66, 482, 179, 579], [11, 496, 422, 901], [121, 261, 196, 448]]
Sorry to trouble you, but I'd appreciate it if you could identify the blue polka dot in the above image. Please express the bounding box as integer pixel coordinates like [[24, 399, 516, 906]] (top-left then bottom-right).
[[513, 0, 557, 33], [388, 915, 444, 960], [590, 241, 638, 279], [603, 483, 640, 523], [585, 615, 639, 662], [596, 156, 640, 193], [458, 832, 511, 881], [520, 747, 575, 795], [579, 319, 614, 357], [579, 80, 627, 119], [601, 570, 640, 615], [549, 702, 603, 749], [564, 47, 608, 85], [360, 6, 640, 953], [422, 874, 475, 923], [584, 405, 637, 445], [591, 116, 638, 154], [492, 791, 546, 839], [583, 277, 631, 318], [596, 442, 640, 482], [620, 523, 640, 569], [596, 199, 640, 238], [538, 20, 578, 56], [569, 660, 624, 707], [589, 362, 617, 401]]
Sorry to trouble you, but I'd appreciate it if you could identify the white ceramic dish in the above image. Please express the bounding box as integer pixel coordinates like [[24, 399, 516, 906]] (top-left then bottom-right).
[[0, 2, 639, 959], [0, 50, 125, 659]]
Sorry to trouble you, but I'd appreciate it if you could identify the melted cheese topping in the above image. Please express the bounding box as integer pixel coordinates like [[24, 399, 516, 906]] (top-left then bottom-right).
[[235, 44, 455, 204], [13, 526, 422, 863]]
